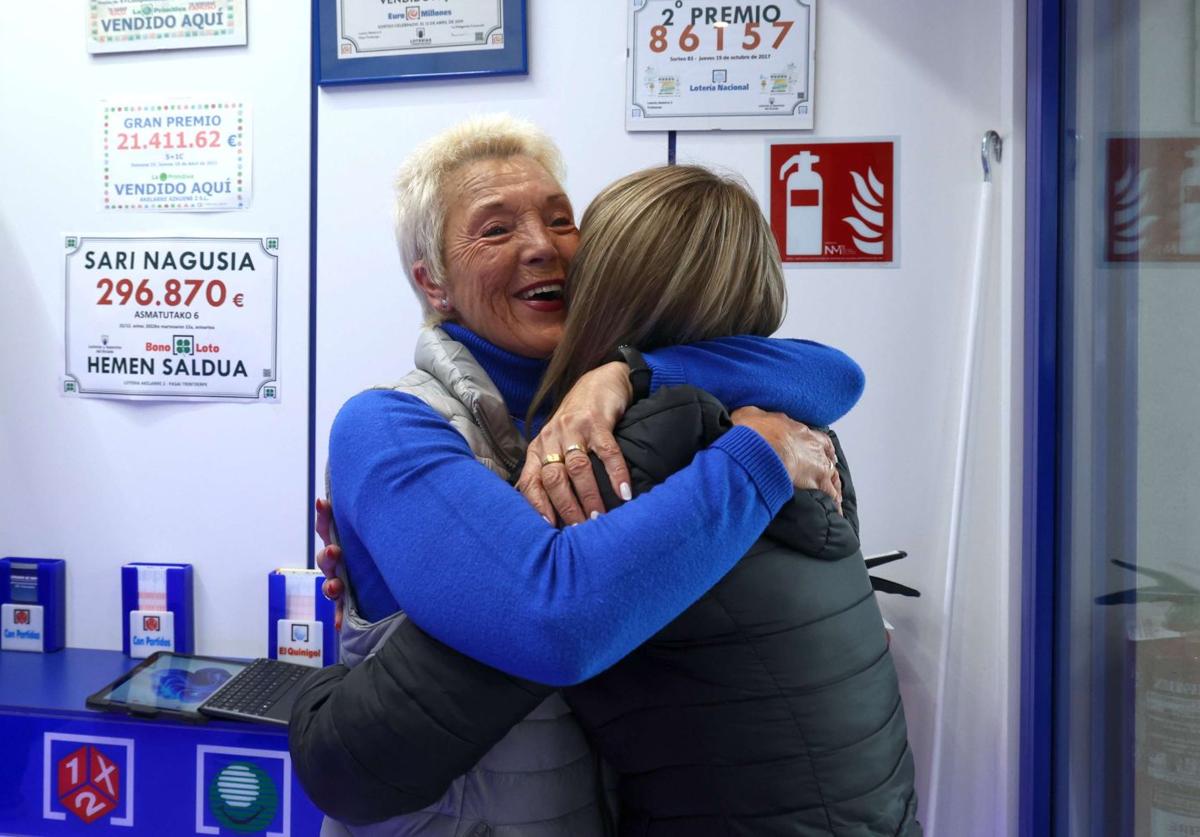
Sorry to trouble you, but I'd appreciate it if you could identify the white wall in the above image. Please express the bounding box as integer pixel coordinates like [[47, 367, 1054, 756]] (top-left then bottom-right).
[[0, 0, 312, 658]]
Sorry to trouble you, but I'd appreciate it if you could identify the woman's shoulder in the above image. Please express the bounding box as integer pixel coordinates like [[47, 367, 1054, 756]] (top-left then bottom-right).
[[331, 387, 454, 449], [336, 385, 428, 420]]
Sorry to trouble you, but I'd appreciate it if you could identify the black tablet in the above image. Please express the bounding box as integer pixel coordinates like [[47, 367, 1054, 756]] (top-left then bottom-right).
[[86, 651, 249, 722]]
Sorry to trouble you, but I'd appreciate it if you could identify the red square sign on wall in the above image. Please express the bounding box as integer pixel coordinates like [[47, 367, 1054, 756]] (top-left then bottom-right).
[[768, 140, 896, 265], [1105, 136, 1200, 263]]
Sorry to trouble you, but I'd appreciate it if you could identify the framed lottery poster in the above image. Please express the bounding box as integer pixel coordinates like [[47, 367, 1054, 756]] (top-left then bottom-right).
[[627, 0, 816, 131], [62, 236, 280, 402], [316, 0, 527, 86]]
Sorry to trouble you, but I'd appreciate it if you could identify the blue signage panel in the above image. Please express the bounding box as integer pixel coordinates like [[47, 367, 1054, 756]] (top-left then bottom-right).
[[0, 704, 323, 835]]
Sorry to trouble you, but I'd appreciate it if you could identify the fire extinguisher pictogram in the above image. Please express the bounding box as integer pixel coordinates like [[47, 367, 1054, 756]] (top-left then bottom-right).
[[778, 151, 823, 257], [1179, 148, 1200, 257]]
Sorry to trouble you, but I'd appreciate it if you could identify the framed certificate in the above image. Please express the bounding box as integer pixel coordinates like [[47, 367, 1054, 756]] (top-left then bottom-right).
[[626, 0, 816, 131], [316, 0, 527, 86]]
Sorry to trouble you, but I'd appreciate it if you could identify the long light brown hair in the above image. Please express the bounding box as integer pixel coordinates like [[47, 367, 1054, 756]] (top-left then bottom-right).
[[528, 164, 786, 427]]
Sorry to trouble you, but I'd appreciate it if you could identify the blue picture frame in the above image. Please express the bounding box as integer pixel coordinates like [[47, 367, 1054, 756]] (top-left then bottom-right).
[[316, 0, 527, 86]]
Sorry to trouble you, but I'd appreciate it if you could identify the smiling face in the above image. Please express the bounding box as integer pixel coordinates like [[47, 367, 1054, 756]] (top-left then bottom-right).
[[418, 155, 580, 358]]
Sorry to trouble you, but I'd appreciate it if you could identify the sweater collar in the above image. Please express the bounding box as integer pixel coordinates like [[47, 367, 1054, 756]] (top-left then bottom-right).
[[441, 323, 549, 426]]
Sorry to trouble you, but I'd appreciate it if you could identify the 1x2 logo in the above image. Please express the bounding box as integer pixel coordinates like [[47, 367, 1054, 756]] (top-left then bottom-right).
[[14, 608, 30, 625], [43, 733, 134, 827], [59, 746, 120, 823]]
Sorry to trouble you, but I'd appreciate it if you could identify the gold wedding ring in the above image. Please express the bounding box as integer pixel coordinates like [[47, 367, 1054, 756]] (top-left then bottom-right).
[[564, 444, 586, 456], [541, 453, 565, 467]]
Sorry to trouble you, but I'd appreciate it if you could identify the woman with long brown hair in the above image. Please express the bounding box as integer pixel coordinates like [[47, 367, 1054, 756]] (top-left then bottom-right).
[[527, 164, 921, 835]]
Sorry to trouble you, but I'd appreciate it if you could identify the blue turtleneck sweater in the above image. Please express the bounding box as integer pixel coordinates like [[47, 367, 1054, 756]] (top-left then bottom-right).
[[329, 327, 864, 686]]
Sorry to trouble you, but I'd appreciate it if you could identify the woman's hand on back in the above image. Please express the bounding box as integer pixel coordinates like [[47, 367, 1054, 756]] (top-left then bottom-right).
[[730, 406, 842, 513], [516, 362, 634, 526], [314, 497, 345, 630]]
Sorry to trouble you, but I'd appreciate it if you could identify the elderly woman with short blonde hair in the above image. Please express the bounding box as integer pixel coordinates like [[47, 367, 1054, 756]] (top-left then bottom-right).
[[291, 115, 865, 835]]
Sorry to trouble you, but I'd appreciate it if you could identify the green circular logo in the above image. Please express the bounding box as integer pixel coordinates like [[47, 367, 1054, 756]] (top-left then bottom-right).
[[207, 762, 278, 833]]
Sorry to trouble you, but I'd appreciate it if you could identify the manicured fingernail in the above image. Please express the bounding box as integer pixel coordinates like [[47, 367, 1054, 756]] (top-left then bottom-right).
[[620, 482, 632, 501], [542, 515, 552, 525], [590, 510, 600, 520]]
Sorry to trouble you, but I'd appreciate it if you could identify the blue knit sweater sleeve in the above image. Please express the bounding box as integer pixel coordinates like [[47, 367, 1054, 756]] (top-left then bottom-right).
[[329, 388, 793, 687], [644, 336, 865, 427]]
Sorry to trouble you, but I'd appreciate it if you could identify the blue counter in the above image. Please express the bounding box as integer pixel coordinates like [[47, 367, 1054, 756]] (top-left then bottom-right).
[[0, 648, 324, 836]]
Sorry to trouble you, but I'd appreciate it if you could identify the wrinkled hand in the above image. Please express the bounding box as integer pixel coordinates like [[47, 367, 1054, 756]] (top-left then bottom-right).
[[314, 497, 345, 631], [730, 406, 842, 513], [515, 362, 634, 526]]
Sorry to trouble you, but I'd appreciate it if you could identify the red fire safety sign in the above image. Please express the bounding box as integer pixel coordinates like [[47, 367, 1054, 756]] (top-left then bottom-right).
[[1105, 137, 1200, 263], [768, 140, 896, 265]]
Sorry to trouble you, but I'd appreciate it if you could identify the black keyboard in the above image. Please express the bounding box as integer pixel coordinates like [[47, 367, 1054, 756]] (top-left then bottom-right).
[[200, 658, 311, 724]]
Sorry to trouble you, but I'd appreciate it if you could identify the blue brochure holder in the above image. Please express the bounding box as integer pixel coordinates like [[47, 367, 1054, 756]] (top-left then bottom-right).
[[121, 562, 194, 657], [267, 569, 337, 668], [0, 557, 66, 653]]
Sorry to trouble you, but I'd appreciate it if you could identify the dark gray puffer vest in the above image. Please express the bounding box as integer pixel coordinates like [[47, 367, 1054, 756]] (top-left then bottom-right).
[[564, 386, 921, 837], [320, 327, 610, 837]]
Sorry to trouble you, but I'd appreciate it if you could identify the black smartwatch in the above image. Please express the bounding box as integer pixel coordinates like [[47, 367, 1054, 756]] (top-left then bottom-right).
[[609, 344, 651, 401]]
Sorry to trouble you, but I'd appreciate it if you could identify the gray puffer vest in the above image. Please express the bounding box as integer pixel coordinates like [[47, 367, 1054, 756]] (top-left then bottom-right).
[[325, 327, 609, 837]]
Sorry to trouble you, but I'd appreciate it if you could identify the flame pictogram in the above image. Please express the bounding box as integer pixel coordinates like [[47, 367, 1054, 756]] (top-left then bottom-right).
[[843, 167, 887, 255], [1110, 165, 1158, 255]]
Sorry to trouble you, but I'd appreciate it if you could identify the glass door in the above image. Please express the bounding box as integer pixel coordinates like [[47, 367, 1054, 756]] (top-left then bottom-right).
[[1054, 0, 1200, 834]]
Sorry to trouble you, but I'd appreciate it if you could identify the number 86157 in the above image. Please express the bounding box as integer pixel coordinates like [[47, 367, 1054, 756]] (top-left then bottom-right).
[[648, 20, 793, 53]]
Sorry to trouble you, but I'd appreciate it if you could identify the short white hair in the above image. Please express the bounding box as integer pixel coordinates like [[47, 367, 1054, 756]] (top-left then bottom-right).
[[394, 114, 567, 323]]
